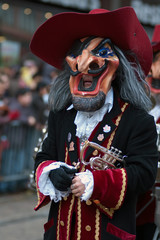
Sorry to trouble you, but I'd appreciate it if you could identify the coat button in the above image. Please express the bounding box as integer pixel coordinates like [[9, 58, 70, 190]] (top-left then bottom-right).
[[86, 200, 92, 205], [60, 221, 64, 226], [85, 225, 91, 231], [63, 196, 67, 201], [93, 150, 98, 156]]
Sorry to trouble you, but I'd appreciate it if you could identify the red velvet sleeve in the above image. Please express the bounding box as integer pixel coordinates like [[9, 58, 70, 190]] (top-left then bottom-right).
[[34, 160, 56, 211], [91, 168, 127, 218]]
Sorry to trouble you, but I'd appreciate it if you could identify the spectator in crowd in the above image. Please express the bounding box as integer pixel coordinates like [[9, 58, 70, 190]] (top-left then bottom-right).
[[0, 87, 35, 190], [0, 73, 10, 102], [8, 87, 36, 126], [0, 65, 21, 98], [19, 59, 39, 89], [1, 88, 36, 177], [31, 71, 43, 92], [0, 76, 6, 101], [0, 73, 14, 125], [0, 63, 52, 193], [42, 63, 59, 84], [32, 81, 49, 129]]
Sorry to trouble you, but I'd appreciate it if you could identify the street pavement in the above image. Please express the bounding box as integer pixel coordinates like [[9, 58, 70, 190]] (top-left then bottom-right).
[[0, 189, 49, 240]]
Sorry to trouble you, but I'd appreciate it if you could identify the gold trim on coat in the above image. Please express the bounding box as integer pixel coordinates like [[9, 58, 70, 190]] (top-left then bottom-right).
[[57, 200, 62, 240], [77, 197, 82, 240], [66, 194, 75, 240], [95, 168, 127, 217], [65, 147, 68, 163], [95, 208, 100, 240], [94, 102, 128, 218]]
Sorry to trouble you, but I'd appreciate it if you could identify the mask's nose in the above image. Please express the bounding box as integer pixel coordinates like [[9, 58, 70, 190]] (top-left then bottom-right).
[[77, 49, 100, 74], [66, 49, 106, 76]]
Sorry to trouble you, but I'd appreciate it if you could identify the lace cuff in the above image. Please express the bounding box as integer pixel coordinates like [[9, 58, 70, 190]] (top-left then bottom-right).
[[38, 162, 75, 202], [76, 170, 94, 201]]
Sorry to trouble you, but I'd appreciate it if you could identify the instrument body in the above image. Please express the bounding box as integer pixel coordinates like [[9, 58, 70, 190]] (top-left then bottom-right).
[[80, 140, 126, 170]]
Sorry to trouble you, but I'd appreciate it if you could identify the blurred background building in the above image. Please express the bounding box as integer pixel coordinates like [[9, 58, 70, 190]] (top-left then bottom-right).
[[1, 0, 159, 68]]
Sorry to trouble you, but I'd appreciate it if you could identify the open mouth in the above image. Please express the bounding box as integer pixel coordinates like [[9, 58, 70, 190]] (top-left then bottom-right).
[[70, 59, 111, 96], [78, 74, 100, 91], [82, 75, 93, 88]]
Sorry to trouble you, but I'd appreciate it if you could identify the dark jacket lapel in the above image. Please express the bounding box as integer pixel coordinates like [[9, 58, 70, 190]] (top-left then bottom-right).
[[64, 108, 79, 165]]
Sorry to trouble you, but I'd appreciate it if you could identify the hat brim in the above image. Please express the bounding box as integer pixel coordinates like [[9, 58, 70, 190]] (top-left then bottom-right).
[[30, 7, 152, 76]]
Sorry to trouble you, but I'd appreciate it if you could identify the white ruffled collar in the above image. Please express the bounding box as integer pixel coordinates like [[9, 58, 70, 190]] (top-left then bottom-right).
[[67, 88, 114, 139]]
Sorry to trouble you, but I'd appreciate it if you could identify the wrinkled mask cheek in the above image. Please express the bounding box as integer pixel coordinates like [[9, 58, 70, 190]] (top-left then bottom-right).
[[69, 75, 76, 95], [98, 58, 119, 95]]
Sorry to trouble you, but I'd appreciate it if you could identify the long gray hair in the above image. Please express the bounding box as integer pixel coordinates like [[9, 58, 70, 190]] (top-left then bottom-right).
[[49, 41, 152, 112]]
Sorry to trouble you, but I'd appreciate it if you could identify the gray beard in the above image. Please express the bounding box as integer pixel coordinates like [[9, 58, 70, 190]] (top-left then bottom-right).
[[72, 91, 106, 112]]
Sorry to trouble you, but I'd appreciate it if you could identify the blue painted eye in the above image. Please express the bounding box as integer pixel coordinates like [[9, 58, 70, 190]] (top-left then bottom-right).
[[99, 48, 108, 57], [98, 47, 114, 58], [70, 54, 76, 58]]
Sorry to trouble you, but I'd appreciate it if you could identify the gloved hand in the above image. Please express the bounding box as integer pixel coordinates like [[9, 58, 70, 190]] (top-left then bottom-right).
[[49, 166, 77, 191]]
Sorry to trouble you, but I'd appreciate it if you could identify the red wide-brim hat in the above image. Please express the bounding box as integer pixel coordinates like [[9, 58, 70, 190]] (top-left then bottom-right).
[[30, 7, 152, 76], [151, 24, 160, 53]]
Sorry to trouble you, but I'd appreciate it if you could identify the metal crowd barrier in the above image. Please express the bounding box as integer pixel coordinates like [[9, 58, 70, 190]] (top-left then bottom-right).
[[0, 120, 42, 192]]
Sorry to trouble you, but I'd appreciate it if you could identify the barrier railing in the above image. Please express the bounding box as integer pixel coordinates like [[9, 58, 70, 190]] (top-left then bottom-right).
[[0, 121, 42, 192]]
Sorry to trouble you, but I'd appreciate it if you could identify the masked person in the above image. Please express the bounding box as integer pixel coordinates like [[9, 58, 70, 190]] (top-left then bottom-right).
[[148, 24, 160, 123], [30, 7, 158, 240], [136, 24, 160, 240]]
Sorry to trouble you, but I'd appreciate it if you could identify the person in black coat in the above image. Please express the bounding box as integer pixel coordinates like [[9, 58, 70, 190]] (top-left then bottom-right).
[[30, 7, 159, 240]]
